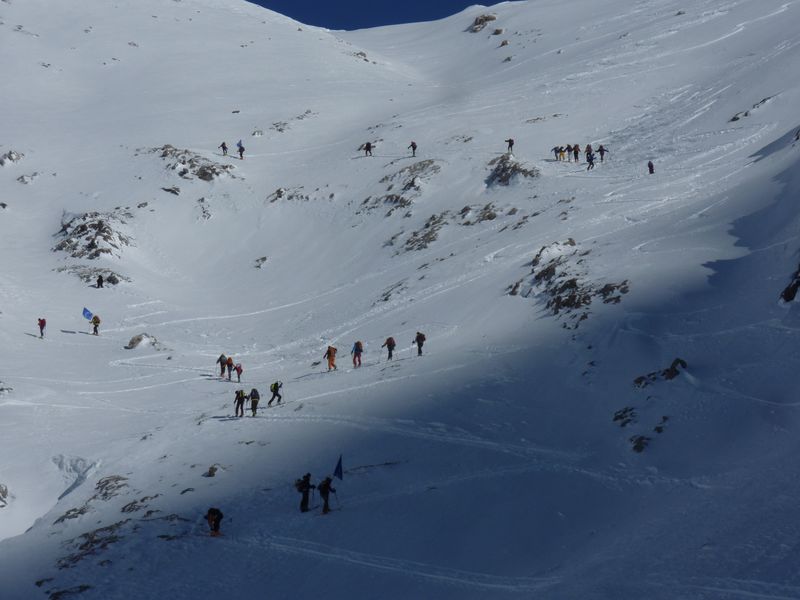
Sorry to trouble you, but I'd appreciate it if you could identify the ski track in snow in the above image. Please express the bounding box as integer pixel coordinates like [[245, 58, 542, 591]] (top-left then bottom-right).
[[243, 534, 560, 593], [661, 577, 800, 600]]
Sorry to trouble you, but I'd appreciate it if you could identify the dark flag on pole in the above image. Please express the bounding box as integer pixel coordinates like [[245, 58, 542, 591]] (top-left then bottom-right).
[[333, 454, 343, 480], [82, 307, 93, 320]]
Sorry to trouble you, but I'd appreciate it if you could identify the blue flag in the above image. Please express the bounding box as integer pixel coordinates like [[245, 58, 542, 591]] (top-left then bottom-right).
[[333, 454, 343, 480], [82, 307, 93, 320]]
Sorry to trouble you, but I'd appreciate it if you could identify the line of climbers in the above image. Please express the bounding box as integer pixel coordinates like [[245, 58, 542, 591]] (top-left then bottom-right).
[[233, 381, 282, 417], [295, 473, 337, 515], [215, 353, 244, 382], [218, 140, 245, 159], [205, 469, 339, 536], [356, 137, 655, 174], [324, 331, 426, 371]]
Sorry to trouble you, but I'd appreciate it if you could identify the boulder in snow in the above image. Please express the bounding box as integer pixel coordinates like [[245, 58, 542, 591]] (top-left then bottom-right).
[[124, 334, 157, 350], [469, 14, 497, 33], [780, 264, 800, 302], [0, 150, 24, 166]]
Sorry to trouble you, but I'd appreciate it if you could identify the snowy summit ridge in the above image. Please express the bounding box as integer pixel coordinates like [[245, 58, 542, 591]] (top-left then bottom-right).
[[1, 0, 800, 598]]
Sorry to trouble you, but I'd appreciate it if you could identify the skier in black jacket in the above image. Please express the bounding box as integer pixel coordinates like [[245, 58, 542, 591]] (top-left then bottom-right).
[[295, 473, 315, 513], [318, 476, 336, 514], [249, 388, 260, 416], [268, 381, 283, 407], [414, 331, 426, 356], [205, 507, 223, 536]]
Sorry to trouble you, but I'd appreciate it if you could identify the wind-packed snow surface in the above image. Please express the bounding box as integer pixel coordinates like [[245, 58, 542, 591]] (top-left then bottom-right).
[[1, 0, 799, 597]]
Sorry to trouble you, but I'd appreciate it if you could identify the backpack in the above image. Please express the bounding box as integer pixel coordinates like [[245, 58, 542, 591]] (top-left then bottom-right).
[[386, 337, 395, 347], [355, 341, 363, 353], [235, 364, 242, 373], [418, 333, 426, 342], [270, 382, 278, 393], [250, 389, 259, 400]]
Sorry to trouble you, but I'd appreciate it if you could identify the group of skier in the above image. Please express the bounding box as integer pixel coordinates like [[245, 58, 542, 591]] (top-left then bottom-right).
[[295, 472, 337, 514], [362, 140, 419, 157], [232, 381, 283, 417], [323, 331, 426, 371], [216, 353, 244, 381], [35, 312, 101, 337], [205, 468, 338, 535], [549, 143, 609, 170], [215, 135, 659, 178], [218, 140, 245, 160]]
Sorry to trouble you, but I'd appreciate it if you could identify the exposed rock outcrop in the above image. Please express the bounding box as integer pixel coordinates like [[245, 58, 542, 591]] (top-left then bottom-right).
[[469, 14, 497, 33], [486, 154, 539, 186], [634, 358, 688, 388], [53, 210, 133, 260], [143, 145, 235, 181], [508, 240, 629, 328], [0, 150, 24, 166], [780, 263, 800, 302]]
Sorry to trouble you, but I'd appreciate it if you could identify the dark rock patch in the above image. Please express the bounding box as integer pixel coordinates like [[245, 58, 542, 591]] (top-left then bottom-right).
[[142, 145, 235, 181], [509, 240, 629, 328], [486, 154, 539, 186], [634, 358, 688, 388], [780, 263, 800, 302], [613, 407, 637, 428]]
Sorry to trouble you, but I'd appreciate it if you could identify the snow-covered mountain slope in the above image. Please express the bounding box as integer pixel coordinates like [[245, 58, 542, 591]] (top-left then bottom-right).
[[1, 0, 799, 597]]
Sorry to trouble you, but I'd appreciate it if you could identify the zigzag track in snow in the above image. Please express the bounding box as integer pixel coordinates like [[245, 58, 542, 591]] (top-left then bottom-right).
[[257, 412, 580, 462]]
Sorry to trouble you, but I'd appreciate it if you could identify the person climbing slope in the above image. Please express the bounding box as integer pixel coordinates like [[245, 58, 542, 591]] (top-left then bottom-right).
[[351, 340, 364, 368], [408, 141, 417, 157], [234, 363, 243, 383], [324, 346, 338, 371], [598, 145, 609, 162], [413, 331, 426, 356], [505, 138, 514, 153], [295, 473, 315, 513], [38, 317, 46, 338], [268, 381, 283, 406], [364, 142, 373, 157], [219, 141, 228, 156], [226, 356, 234, 380], [317, 476, 337, 515], [91, 314, 101, 336], [234, 389, 247, 417], [216, 354, 227, 378], [249, 388, 260, 416], [381, 336, 396, 360], [648, 160, 655, 174], [205, 507, 223, 536], [236, 139, 244, 160]]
